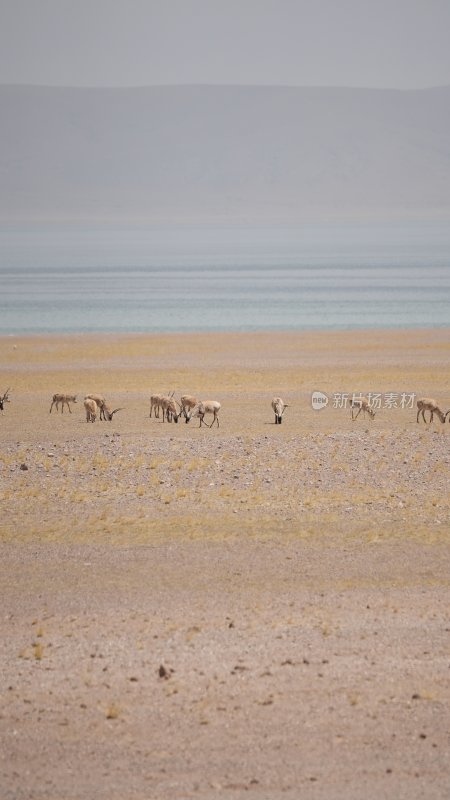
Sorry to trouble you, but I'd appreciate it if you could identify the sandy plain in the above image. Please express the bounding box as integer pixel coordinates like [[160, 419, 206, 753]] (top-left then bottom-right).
[[1, 327, 450, 800]]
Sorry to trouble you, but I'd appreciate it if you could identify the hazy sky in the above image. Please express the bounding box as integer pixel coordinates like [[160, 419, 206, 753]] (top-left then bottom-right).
[[1, 0, 450, 90]]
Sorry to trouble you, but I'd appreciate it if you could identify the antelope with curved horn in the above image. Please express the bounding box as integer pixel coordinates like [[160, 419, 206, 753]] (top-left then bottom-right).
[[159, 394, 181, 423], [85, 394, 124, 421], [0, 388, 11, 413]]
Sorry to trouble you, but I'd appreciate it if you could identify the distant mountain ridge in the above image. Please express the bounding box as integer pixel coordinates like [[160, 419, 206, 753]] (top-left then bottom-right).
[[1, 84, 449, 222]]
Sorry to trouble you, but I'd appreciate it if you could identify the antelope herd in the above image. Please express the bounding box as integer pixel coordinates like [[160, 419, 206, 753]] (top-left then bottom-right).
[[1, 390, 449, 427]]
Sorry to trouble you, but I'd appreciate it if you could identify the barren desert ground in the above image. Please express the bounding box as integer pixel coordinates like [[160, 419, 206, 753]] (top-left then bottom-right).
[[1, 328, 450, 800]]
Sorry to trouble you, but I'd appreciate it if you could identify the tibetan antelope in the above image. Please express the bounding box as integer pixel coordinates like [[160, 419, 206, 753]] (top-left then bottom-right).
[[190, 400, 221, 428], [180, 395, 198, 422], [0, 388, 10, 413], [84, 394, 123, 421], [272, 397, 288, 424], [350, 396, 376, 420], [416, 397, 447, 424], [149, 394, 163, 418], [49, 393, 77, 414], [83, 397, 97, 423], [159, 395, 181, 423]]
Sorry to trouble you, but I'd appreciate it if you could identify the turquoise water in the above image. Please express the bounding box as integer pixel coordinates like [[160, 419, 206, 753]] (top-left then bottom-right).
[[0, 222, 449, 334]]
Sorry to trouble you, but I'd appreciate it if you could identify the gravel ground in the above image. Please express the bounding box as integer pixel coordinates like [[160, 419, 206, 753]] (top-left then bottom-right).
[[2, 537, 450, 800], [1, 329, 449, 799], [1, 427, 449, 543]]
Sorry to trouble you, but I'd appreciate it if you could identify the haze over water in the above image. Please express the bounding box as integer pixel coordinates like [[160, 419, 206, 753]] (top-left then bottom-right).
[[1, 222, 449, 335]]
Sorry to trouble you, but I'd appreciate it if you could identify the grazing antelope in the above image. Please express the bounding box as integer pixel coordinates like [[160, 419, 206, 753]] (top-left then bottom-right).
[[159, 395, 181, 423], [416, 397, 447, 424], [84, 394, 123, 421], [190, 400, 221, 428], [180, 394, 198, 422], [100, 403, 123, 421], [0, 388, 10, 413], [272, 397, 288, 424], [84, 397, 97, 423], [49, 393, 77, 414], [350, 396, 375, 420]]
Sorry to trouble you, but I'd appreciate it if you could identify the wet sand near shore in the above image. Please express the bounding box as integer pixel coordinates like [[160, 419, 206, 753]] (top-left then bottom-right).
[[1, 328, 449, 799]]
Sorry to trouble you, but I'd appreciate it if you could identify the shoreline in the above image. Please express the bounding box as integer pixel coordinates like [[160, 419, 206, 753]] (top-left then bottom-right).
[[2, 322, 450, 338]]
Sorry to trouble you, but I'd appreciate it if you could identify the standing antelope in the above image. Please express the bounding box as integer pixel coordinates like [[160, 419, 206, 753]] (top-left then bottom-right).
[[0, 388, 10, 413], [85, 394, 123, 421], [49, 393, 77, 413], [350, 396, 375, 420], [150, 394, 163, 418], [416, 397, 447, 424], [190, 400, 221, 428], [271, 397, 288, 424]]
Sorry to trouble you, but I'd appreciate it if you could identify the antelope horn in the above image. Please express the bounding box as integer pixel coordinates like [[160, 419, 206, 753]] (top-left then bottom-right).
[[111, 407, 124, 416]]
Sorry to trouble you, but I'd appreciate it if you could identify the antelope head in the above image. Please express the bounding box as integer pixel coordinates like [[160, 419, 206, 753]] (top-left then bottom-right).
[[105, 407, 124, 421], [0, 388, 10, 412], [173, 399, 182, 423]]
